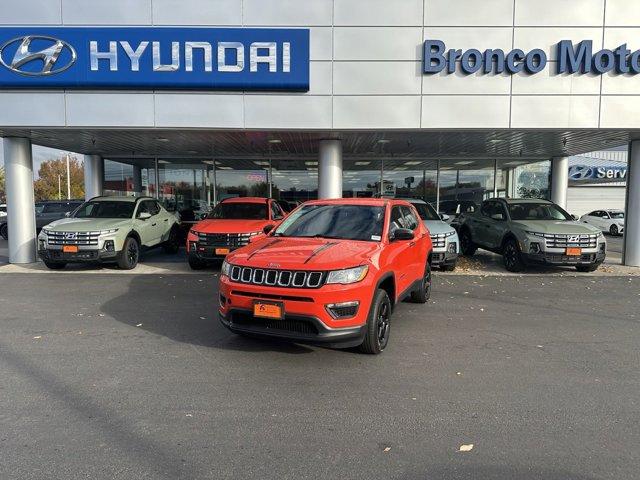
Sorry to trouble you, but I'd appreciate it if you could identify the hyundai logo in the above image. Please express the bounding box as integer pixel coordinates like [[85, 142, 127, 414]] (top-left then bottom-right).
[[568, 235, 580, 243], [0, 35, 76, 76], [568, 165, 595, 181], [64, 232, 77, 240]]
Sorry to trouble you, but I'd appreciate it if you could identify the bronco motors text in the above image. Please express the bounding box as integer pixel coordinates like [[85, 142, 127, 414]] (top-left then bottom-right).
[[218, 198, 433, 354]]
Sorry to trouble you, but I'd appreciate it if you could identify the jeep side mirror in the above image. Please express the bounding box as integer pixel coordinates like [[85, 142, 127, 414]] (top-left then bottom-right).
[[391, 228, 414, 241], [263, 224, 275, 234], [440, 213, 450, 221], [138, 212, 152, 220]]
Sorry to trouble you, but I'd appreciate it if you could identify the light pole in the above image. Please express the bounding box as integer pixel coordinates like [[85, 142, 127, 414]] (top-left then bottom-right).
[[66, 153, 71, 199], [58, 175, 62, 200]]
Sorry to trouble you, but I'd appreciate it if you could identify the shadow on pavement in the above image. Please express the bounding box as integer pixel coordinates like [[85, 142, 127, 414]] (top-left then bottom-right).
[[99, 273, 316, 355], [404, 465, 597, 480]]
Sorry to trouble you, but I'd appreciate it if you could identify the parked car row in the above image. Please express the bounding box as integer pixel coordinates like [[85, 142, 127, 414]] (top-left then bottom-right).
[[1, 200, 84, 240]]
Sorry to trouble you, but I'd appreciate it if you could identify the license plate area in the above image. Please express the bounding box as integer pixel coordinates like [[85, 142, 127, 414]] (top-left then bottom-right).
[[63, 245, 79, 253], [215, 248, 230, 255], [566, 247, 582, 256], [253, 300, 284, 320]]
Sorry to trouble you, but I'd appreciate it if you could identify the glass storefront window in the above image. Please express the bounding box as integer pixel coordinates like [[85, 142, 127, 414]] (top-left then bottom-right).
[[513, 160, 550, 199], [103, 160, 134, 196], [215, 169, 270, 200], [272, 169, 318, 202]]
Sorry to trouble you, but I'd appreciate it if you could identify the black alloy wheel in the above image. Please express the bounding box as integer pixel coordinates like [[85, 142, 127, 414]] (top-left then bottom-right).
[[503, 238, 525, 272], [163, 226, 180, 254], [376, 301, 391, 350], [460, 229, 477, 256], [117, 237, 140, 270], [411, 261, 432, 303], [610, 224, 619, 236], [359, 289, 392, 355]]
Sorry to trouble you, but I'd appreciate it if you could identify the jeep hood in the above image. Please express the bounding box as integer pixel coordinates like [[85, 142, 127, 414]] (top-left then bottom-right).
[[229, 237, 381, 270], [44, 217, 132, 232], [193, 219, 271, 234], [423, 220, 456, 236], [512, 220, 600, 235]]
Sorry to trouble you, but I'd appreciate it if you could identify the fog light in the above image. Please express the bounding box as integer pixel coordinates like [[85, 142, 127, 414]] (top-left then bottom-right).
[[190, 242, 197, 252], [219, 293, 227, 308], [104, 240, 115, 252], [529, 242, 541, 254], [38, 240, 45, 250], [326, 301, 359, 319], [448, 242, 457, 253]]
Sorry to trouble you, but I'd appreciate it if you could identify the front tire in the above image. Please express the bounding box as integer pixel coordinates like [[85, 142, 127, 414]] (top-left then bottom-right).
[[576, 263, 599, 272], [609, 224, 619, 236], [503, 238, 525, 272], [359, 289, 392, 355], [188, 255, 206, 270], [460, 229, 477, 256], [163, 226, 180, 254], [117, 237, 140, 270], [44, 260, 66, 270], [410, 261, 432, 303]]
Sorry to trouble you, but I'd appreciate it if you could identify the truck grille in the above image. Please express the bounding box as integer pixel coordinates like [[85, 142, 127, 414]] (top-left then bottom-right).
[[46, 231, 100, 246], [229, 265, 325, 289], [543, 233, 598, 249], [430, 235, 445, 248], [198, 232, 252, 248]]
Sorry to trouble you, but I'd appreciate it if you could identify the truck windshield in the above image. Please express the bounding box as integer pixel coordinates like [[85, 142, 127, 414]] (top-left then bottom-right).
[[74, 201, 136, 219], [508, 202, 572, 221], [274, 204, 385, 242], [411, 202, 440, 221], [207, 202, 268, 220]]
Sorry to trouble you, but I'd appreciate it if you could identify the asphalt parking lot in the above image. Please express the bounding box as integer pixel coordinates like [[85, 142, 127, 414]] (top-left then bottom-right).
[[1, 272, 638, 479]]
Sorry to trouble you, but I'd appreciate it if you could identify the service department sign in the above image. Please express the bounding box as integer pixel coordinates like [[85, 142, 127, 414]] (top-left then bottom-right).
[[0, 27, 309, 91]]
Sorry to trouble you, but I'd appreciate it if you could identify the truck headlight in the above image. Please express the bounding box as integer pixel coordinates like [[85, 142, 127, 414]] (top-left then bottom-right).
[[326, 266, 368, 285], [99, 229, 119, 235], [221, 260, 231, 277]]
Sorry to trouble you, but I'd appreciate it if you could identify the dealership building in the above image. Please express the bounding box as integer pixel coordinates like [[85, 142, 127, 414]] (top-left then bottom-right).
[[1, 0, 640, 266]]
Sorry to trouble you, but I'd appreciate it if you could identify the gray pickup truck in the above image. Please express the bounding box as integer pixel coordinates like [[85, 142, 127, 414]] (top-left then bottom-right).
[[456, 198, 606, 272]]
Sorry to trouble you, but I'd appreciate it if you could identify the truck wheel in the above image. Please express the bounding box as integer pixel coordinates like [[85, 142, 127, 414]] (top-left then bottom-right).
[[117, 237, 140, 270], [410, 261, 431, 303], [503, 238, 525, 272], [0, 223, 7, 240], [44, 260, 66, 270], [188, 255, 206, 270], [460, 229, 477, 256], [359, 289, 392, 355], [576, 264, 599, 272], [163, 226, 180, 254], [609, 224, 619, 236]]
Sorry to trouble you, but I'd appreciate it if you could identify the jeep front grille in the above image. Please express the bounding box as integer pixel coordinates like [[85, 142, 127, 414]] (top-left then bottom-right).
[[543, 234, 598, 249], [46, 231, 100, 246], [198, 232, 251, 248], [229, 265, 325, 289]]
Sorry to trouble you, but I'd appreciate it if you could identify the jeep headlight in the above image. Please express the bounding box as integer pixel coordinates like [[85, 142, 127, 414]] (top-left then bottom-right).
[[99, 229, 119, 235], [221, 260, 231, 277], [326, 266, 369, 285]]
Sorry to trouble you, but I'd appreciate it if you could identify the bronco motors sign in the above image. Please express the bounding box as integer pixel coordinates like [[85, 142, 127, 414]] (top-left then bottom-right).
[[0, 27, 309, 91]]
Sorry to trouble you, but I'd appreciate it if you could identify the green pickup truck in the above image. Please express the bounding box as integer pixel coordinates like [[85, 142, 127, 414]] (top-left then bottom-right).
[[456, 198, 606, 272], [37, 196, 180, 270]]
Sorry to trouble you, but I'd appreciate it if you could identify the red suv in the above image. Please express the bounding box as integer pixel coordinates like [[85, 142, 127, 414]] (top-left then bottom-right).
[[187, 197, 285, 269], [218, 198, 433, 354]]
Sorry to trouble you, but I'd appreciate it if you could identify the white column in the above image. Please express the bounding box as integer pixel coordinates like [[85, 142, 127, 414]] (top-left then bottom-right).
[[623, 141, 640, 267], [318, 139, 342, 199], [83, 154, 104, 200], [550, 157, 568, 208], [132, 165, 142, 195], [4, 137, 36, 264]]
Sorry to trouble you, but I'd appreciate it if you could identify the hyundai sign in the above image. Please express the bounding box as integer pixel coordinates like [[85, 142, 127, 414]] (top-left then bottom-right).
[[0, 27, 310, 91]]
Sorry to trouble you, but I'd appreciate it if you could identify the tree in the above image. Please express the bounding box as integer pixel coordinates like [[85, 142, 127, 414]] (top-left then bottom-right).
[[0, 166, 5, 202], [33, 156, 84, 201]]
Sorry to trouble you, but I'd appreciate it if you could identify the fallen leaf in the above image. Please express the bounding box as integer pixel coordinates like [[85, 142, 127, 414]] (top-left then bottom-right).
[[459, 444, 474, 452], [456, 372, 462, 376], [33, 336, 42, 339], [383, 447, 391, 452], [199, 317, 206, 320], [136, 323, 143, 327], [185, 414, 193, 417]]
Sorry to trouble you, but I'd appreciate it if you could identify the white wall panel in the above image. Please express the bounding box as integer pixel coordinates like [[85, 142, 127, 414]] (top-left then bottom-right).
[[603, 28, 640, 52], [602, 71, 640, 95], [512, 67, 600, 95], [422, 69, 511, 95], [333, 62, 421, 95], [600, 96, 640, 128], [310, 27, 333, 61], [153, 0, 241, 25], [66, 93, 155, 127], [424, 28, 512, 52], [0, 0, 61, 24], [605, 0, 640, 26], [511, 96, 599, 128], [515, 0, 604, 27], [307, 62, 333, 95], [62, 0, 151, 25], [334, 96, 421, 129], [514, 28, 603, 61], [155, 94, 243, 128], [334, 27, 423, 61], [425, 0, 513, 26], [244, 96, 332, 129], [421, 96, 510, 128], [0, 93, 65, 126], [243, 0, 332, 26], [335, 0, 422, 26]]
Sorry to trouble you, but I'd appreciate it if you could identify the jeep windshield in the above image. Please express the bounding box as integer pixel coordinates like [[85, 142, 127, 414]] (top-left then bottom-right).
[[508, 202, 572, 221], [73, 201, 135, 219], [411, 202, 440, 221], [207, 202, 268, 220], [273, 204, 385, 242]]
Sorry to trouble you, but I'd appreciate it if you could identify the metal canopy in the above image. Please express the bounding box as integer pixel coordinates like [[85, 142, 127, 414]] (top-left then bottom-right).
[[0, 128, 632, 166]]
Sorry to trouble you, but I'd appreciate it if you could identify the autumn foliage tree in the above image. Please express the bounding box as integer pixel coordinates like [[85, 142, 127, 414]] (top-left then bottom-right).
[[33, 156, 85, 201]]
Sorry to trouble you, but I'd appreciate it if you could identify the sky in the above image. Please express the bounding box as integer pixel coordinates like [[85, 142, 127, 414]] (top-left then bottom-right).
[[0, 138, 81, 178]]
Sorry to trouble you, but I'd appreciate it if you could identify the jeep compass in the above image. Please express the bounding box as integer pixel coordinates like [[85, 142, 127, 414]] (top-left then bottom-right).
[[218, 198, 433, 354]]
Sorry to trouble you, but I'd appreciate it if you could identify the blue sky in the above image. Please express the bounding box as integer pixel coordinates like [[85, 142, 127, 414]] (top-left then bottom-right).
[[0, 139, 80, 178]]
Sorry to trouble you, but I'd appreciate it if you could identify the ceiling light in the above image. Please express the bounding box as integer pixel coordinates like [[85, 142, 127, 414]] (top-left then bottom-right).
[[377, 139, 390, 144], [217, 166, 233, 170], [187, 150, 198, 154], [394, 167, 408, 170], [268, 139, 282, 144], [254, 161, 270, 166], [156, 137, 169, 143], [405, 161, 422, 165], [305, 161, 318, 166], [355, 161, 371, 166], [157, 160, 170, 164], [455, 160, 474, 165], [202, 160, 216, 165]]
